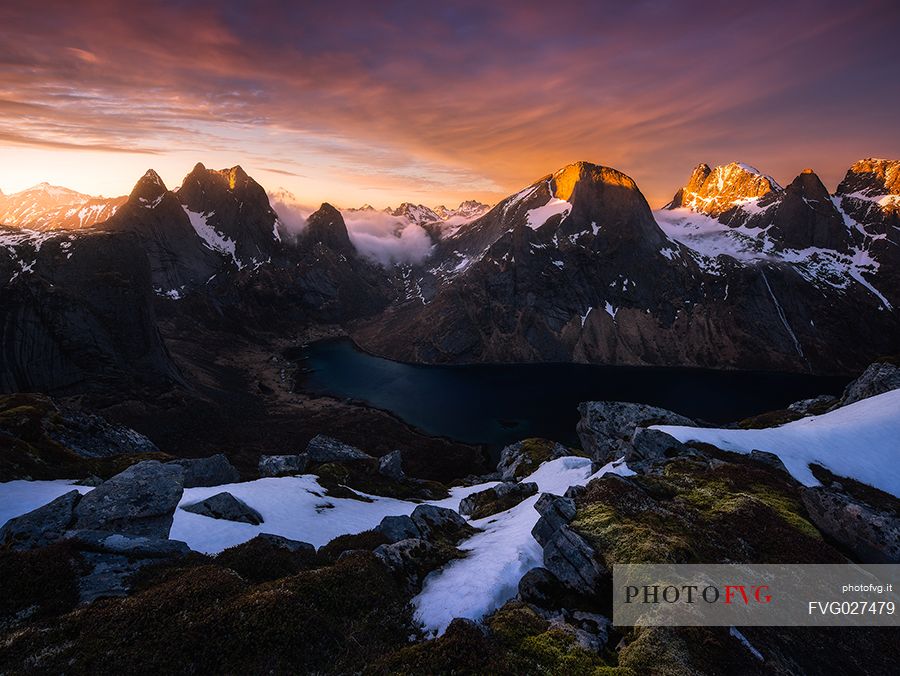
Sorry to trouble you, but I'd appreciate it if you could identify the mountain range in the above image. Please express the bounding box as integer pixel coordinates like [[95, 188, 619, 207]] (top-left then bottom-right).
[[1, 158, 898, 395]]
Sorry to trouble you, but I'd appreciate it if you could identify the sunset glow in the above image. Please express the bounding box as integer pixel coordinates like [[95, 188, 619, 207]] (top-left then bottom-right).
[[1, 0, 899, 207]]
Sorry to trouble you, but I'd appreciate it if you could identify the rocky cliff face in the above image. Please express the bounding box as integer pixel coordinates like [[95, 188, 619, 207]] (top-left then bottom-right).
[[352, 160, 900, 374], [176, 163, 283, 268], [0, 226, 180, 393]]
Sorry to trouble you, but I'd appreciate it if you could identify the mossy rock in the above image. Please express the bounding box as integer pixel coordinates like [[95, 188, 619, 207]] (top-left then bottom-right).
[[570, 453, 841, 567], [312, 460, 449, 502]]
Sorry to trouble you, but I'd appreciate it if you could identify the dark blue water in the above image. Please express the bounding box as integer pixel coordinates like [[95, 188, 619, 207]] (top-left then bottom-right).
[[294, 339, 848, 449]]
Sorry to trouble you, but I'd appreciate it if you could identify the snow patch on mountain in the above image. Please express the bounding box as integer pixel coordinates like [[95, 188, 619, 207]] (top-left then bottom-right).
[[182, 207, 242, 268], [525, 195, 572, 230], [654, 388, 900, 497]]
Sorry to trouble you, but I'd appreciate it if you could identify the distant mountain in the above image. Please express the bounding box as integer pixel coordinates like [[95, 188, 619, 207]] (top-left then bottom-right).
[[0, 183, 125, 230], [2, 158, 898, 392], [345, 200, 491, 240], [353, 160, 900, 374]]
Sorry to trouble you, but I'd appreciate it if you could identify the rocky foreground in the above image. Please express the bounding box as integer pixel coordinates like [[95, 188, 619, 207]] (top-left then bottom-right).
[[0, 363, 899, 674]]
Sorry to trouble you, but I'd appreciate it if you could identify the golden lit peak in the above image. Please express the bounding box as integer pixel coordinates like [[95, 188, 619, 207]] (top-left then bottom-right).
[[550, 161, 638, 200]]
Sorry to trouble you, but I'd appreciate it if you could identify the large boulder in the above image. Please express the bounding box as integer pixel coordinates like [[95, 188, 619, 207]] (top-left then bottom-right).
[[542, 525, 608, 597], [496, 439, 570, 481], [378, 450, 405, 481], [788, 394, 838, 416], [73, 460, 184, 538], [625, 428, 690, 469], [841, 362, 900, 405], [250, 533, 315, 554], [181, 492, 264, 525], [801, 486, 900, 563], [577, 401, 693, 465], [410, 504, 471, 541], [167, 454, 240, 488], [258, 454, 308, 477], [517, 567, 569, 609], [0, 490, 81, 550], [531, 493, 577, 547], [458, 481, 538, 519], [306, 435, 373, 463], [374, 538, 443, 591], [377, 515, 422, 543]]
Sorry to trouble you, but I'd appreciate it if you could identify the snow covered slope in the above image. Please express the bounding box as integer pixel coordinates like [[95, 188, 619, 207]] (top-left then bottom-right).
[[413, 456, 634, 635], [654, 389, 900, 497], [169, 476, 492, 554]]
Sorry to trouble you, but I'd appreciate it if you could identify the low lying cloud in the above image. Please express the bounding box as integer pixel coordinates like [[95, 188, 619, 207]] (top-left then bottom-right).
[[270, 191, 435, 266], [268, 189, 309, 239], [343, 211, 434, 267]]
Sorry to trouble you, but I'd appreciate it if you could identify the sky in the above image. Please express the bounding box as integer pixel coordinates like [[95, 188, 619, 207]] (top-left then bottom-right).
[[1, 0, 898, 209]]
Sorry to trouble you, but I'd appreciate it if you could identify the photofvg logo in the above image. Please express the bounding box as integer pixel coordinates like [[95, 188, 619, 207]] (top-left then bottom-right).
[[613, 564, 899, 627]]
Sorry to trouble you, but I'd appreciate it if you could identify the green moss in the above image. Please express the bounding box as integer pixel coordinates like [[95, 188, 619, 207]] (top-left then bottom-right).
[[572, 502, 696, 564], [216, 537, 318, 582], [571, 453, 839, 568]]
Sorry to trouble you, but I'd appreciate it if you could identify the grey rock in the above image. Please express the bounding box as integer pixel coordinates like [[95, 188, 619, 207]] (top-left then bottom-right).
[[561, 611, 612, 653], [76, 475, 104, 487], [377, 515, 422, 543], [626, 428, 689, 468], [182, 492, 263, 525], [374, 538, 439, 591], [67, 530, 190, 558], [543, 525, 608, 597], [496, 439, 570, 481], [748, 450, 790, 475], [73, 460, 184, 538], [77, 552, 159, 604], [531, 493, 577, 547], [250, 533, 315, 554], [518, 567, 566, 608], [306, 435, 373, 463], [842, 362, 900, 406], [788, 394, 838, 416], [167, 454, 240, 488], [258, 453, 308, 477], [577, 401, 693, 465], [801, 486, 900, 563], [410, 504, 470, 540], [564, 485, 587, 500], [458, 481, 538, 519], [378, 450, 405, 481], [0, 490, 81, 550]]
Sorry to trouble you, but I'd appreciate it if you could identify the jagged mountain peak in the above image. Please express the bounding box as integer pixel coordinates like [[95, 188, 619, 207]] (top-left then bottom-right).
[[667, 161, 781, 216], [128, 170, 168, 205], [305, 202, 354, 255], [786, 168, 831, 200], [837, 158, 900, 198]]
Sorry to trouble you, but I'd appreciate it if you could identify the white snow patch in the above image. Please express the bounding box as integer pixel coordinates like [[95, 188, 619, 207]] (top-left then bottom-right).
[[183, 207, 243, 268], [580, 306, 593, 327], [525, 194, 571, 230], [413, 456, 635, 635], [604, 301, 618, 319], [730, 627, 764, 661], [654, 389, 900, 497], [0, 480, 92, 527]]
